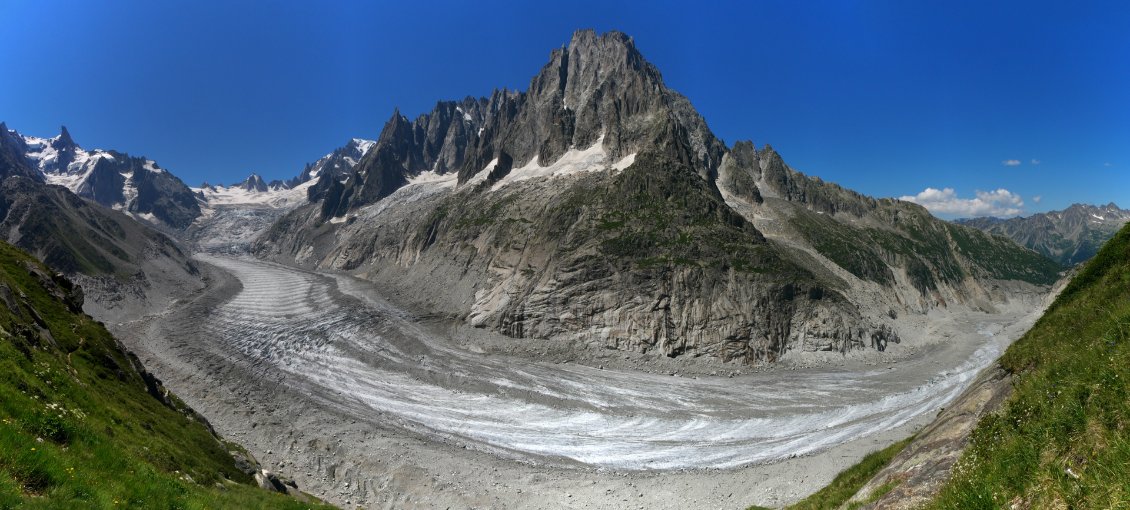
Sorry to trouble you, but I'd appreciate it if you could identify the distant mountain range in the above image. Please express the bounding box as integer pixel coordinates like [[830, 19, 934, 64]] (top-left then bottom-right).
[[956, 203, 1130, 266], [2, 123, 375, 230], [5, 125, 201, 228], [192, 137, 373, 209]]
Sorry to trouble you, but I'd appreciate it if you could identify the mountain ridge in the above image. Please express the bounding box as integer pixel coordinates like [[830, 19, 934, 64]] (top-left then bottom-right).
[[956, 202, 1130, 266], [255, 29, 1061, 364], [4, 125, 202, 229]]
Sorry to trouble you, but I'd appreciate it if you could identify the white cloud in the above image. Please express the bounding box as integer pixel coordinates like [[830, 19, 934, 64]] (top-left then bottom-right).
[[1002, 159, 1021, 166], [1030, 159, 1040, 165], [1032, 195, 1042, 203], [899, 187, 1024, 218]]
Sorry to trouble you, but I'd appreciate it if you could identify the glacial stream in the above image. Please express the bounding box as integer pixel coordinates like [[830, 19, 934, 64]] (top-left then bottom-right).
[[184, 254, 1009, 470]]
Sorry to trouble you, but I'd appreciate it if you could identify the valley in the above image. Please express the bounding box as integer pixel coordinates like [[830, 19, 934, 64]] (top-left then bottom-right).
[[3, 16, 1123, 509], [108, 250, 1047, 508]]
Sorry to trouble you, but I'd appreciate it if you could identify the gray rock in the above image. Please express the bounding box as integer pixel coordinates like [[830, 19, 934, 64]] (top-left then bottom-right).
[[254, 29, 1058, 366]]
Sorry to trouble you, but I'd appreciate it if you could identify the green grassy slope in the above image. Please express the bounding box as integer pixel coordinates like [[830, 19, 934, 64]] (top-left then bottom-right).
[[925, 223, 1130, 509], [0, 241, 330, 509]]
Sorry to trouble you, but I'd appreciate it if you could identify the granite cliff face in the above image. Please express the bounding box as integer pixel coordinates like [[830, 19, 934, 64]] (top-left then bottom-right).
[[255, 30, 1059, 364]]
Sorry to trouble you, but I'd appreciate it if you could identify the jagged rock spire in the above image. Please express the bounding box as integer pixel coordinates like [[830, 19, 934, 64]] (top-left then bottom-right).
[[321, 29, 726, 218]]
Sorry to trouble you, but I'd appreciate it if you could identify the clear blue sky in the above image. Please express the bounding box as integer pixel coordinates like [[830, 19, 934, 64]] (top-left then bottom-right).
[[1, 0, 1127, 217]]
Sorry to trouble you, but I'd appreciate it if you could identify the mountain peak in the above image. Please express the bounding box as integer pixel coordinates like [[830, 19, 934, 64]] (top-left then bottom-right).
[[568, 29, 636, 54], [238, 173, 268, 192], [53, 125, 78, 151], [378, 109, 412, 142]]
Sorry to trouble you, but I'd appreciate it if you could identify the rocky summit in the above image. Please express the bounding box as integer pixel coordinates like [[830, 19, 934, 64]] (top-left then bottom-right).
[[255, 29, 1060, 364]]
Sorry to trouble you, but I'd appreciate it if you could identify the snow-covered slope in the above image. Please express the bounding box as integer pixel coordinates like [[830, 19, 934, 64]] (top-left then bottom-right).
[[191, 137, 375, 210], [295, 138, 375, 183], [194, 179, 317, 209], [184, 138, 375, 253]]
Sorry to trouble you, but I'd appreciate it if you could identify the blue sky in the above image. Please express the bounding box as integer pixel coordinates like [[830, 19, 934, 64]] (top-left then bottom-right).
[[1, 0, 1127, 218]]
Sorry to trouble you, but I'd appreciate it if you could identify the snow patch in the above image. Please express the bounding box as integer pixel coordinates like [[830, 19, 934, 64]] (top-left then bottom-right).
[[612, 152, 637, 171], [490, 135, 629, 191], [464, 158, 498, 187], [194, 179, 315, 208], [351, 138, 375, 156], [143, 159, 164, 173], [121, 172, 138, 207], [408, 170, 459, 187]]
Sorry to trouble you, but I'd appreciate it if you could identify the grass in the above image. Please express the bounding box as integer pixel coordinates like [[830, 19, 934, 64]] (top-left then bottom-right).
[[0, 241, 332, 509], [745, 436, 913, 510], [924, 222, 1130, 509]]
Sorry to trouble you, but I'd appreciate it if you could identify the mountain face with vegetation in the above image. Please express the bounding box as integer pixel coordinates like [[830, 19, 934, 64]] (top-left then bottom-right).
[[256, 30, 1061, 364], [0, 241, 327, 509], [957, 202, 1130, 266]]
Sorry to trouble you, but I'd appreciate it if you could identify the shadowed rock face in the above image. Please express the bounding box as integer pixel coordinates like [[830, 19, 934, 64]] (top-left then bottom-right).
[[0, 123, 46, 181], [0, 175, 197, 278], [255, 29, 1060, 365]]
